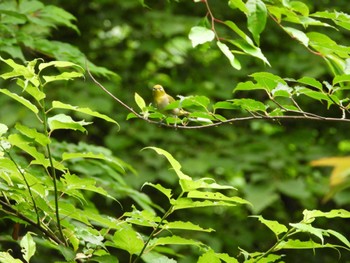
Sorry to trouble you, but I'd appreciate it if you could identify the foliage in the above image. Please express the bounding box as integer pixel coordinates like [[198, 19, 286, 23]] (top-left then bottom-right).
[[0, 0, 350, 262]]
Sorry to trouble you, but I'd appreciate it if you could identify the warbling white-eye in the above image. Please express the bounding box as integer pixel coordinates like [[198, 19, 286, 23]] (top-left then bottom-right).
[[152, 84, 189, 116]]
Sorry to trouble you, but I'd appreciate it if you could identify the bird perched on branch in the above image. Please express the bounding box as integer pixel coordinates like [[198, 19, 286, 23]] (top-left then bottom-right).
[[152, 84, 189, 116]]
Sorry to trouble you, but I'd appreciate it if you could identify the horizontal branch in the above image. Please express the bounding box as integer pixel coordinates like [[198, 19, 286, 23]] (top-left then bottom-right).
[[0, 199, 65, 245], [87, 69, 350, 129]]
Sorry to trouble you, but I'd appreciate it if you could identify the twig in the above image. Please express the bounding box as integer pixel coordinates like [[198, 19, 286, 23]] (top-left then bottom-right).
[[0, 199, 64, 245], [1, 146, 41, 226], [86, 67, 350, 129]]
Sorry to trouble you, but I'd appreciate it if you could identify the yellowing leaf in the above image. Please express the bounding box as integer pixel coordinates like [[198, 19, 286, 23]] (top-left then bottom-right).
[[311, 156, 350, 202]]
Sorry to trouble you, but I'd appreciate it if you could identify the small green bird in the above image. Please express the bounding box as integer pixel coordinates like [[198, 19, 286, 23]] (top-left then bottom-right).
[[152, 84, 189, 116]]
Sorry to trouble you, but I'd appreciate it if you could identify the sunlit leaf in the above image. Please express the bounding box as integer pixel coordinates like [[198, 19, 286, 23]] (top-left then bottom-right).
[[251, 215, 288, 236], [142, 183, 173, 200], [271, 83, 293, 97], [172, 198, 236, 210], [109, 224, 144, 255], [0, 89, 39, 114], [275, 239, 338, 250], [0, 123, 8, 137], [228, 0, 248, 14], [151, 235, 203, 247], [298, 76, 323, 90], [246, 0, 267, 45], [163, 221, 213, 232], [0, 252, 23, 263], [231, 98, 267, 112], [42, 71, 83, 83], [289, 223, 324, 244], [284, 27, 309, 47], [217, 41, 241, 70], [134, 92, 146, 111], [143, 147, 191, 180], [188, 26, 215, 47], [52, 101, 119, 126], [303, 209, 350, 221], [15, 123, 50, 146], [179, 177, 236, 192], [187, 190, 250, 205], [48, 113, 92, 133], [250, 72, 286, 91], [38, 61, 83, 71], [20, 232, 36, 263]]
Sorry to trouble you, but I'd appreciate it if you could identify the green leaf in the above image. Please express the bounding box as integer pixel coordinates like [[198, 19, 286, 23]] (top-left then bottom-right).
[[187, 190, 250, 205], [217, 41, 241, 70], [38, 5, 79, 33], [179, 177, 236, 192], [151, 235, 202, 247], [16, 79, 46, 101], [311, 11, 350, 31], [0, 252, 23, 263], [333, 74, 350, 86], [233, 81, 261, 92], [188, 26, 215, 47], [289, 223, 324, 244], [198, 250, 221, 263], [172, 198, 236, 210], [110, 224, 144, 255], [284, 27, 309, 47], [182, 95, 210, 109], [143, 147, 191, 180], [123, 207, 160, 228], [303, 209, 350, 222], [48, 114, 92, 133], [213, 101, 237, 110], [42, 71, 83, 83], [231, 98, 267, 112], [298, 76, 323, 90], [224, 20, 254, 46], [20, 232, 36, 263], [289, 1, 309, 16], [126, 112, 138, 120], [163, 221, 213, 232], [142, 183, 172, 200], [15, 123, 50, 146], [198, 250, 239, 263], [8, 133, 48, 167], [246, 0, 267, 45], [275, 239, 337, 250], [141, 251, 176, 263], [0, 123, 8, 137], [271, 83, 293, 97], [62, 173, 116, 201], [134, 92, 146, 111], [52, 101, 119, 126], [252, 215, 288, 236], [307, 32, 350, 57], [0, 89, 39, 114], [327, 229, 350, 249], [38, 60, 83, 71], [250, 72, 286, 91], [294, 87, 332, 104], [0, 57, 36, 82], [62, 151, 125, 173], [228, 0, 248, 14], [228, 39, 270, 65]]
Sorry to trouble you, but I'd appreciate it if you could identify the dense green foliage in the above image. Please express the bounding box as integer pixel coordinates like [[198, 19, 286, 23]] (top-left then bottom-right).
[[1, 0, 350, 262]]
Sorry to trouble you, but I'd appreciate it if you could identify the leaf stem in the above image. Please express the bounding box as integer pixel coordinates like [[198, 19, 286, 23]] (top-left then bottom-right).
[[132, 206, 174, 263], [39, 87, 67, 246], [1, 146, 41, 226]]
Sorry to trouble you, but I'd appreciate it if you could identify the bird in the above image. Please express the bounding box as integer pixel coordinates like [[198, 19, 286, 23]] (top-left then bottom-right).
[[152, 84, 189, 116]]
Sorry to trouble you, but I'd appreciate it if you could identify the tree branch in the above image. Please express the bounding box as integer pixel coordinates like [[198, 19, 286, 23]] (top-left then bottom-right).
[[87, 67, 350, 129]]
